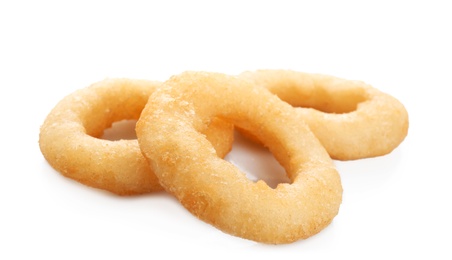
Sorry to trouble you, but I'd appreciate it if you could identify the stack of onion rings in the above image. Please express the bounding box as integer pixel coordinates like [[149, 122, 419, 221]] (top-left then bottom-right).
[[38, 69, 408, 244]]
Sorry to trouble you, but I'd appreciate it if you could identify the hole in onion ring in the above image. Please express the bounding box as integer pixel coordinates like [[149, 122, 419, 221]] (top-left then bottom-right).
[[224, 130, 291, 188], [288, 92, 367, 114], [101, 119, 137, 140]]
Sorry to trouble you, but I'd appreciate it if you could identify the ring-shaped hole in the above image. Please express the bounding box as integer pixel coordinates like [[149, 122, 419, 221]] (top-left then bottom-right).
[[224, 130, 291, 189], [101, 119, 138, 140], [283, 88, 368, 114]]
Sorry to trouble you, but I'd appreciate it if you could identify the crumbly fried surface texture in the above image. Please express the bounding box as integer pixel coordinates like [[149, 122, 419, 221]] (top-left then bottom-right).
[[39, 78, 234, 195], [136, 71, 343, 244], [239, 69, 409, 160]]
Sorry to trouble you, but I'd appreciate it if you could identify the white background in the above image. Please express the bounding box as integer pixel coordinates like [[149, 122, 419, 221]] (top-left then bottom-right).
[[1, 0, 451, 259]]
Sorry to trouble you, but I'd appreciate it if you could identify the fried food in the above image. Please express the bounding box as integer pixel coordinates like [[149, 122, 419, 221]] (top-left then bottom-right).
[[39, 78, 234, 195], [239, 69, 409, 160], [136, 71, 343, 244]]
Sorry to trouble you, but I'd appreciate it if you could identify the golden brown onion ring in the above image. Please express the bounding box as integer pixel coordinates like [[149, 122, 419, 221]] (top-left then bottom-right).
[[136, 71, 342, 244], [39, 78, 234, 195], [239, 69, 409, 160]]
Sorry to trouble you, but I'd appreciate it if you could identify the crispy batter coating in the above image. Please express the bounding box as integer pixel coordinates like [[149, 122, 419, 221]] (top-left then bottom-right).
[[39, 78, 234, 195], [136, 71, 342, 244], [239, 70, 409, 160]]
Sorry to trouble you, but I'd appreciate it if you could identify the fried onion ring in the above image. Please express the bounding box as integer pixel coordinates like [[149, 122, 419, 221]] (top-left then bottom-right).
[[39, 78, 234, 195], [136, 71, 343, 244], [239, 69, 409, 160]]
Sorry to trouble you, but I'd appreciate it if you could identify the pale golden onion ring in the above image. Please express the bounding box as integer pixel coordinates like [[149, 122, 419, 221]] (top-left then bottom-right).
[[239, 69, 409, 160], [136, 71, 342, 244], [39, 78, 234, 195]]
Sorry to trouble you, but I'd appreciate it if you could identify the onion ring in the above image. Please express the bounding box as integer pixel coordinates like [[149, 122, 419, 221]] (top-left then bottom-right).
[[136, 71, 343, 244], [39, 78, 234, 195], [239, 69, 409, 160]]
